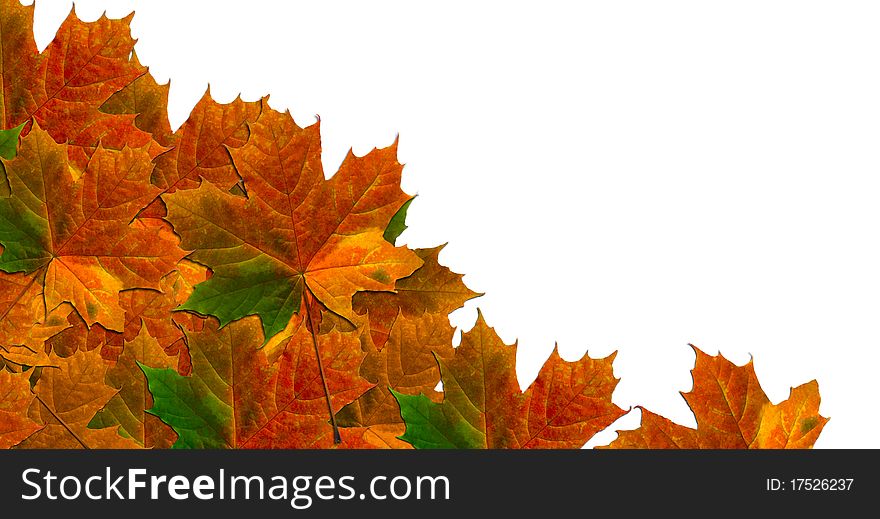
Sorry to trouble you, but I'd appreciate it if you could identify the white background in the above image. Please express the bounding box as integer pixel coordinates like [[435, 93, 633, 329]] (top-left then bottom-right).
[[26, 0, 880, 448]]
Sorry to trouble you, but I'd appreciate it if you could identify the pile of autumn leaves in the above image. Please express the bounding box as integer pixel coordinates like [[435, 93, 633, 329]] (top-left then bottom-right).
[[0, 2, 828, 450]]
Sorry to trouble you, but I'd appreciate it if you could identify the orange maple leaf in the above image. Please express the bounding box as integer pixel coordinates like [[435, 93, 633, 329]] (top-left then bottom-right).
[[0, 0, 155, 171], [163, 104, 422, 342], [604, 346, 829, 449], [16, 346, 140, 449]]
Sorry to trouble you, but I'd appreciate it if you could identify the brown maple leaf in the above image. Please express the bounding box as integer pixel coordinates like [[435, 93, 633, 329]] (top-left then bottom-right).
[[352, 245, 480, 350], [100, 51, 175, 147], [604, 346, 829, 449], [16, 346, 140, 449], [136, 89, 262, 219], [395, 311, 626, 448]]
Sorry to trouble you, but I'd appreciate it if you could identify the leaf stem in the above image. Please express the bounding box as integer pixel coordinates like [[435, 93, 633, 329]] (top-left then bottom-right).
[[302, 291, 342, 444]]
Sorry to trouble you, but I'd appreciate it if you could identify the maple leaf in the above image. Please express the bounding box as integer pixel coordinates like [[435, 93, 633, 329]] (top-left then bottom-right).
[[0, 0, 153, 171], [0, 367, 41, 448], [100, 51, 175, 147], [163, 104, 422, 342], [88, 327, 178, 448], [141, 315, 374, 449], [604, 346, 828, 449], [337, 312, 454, 430], [394, 311, 626, 449], [0, 126, 186, 331], [352, 245, 480, 350], [0, 0, 39, 130], [15, 346, 140, 449], [147, 89, 261, 202]]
